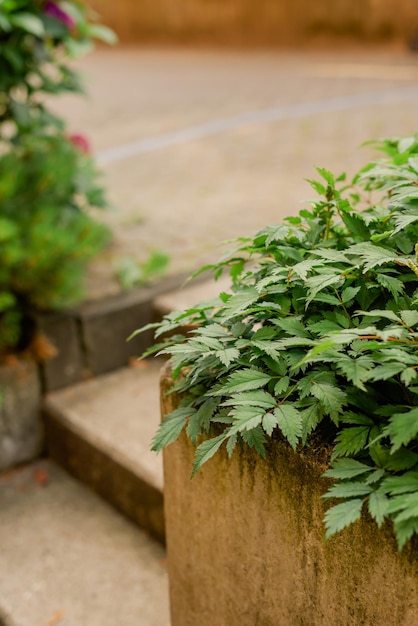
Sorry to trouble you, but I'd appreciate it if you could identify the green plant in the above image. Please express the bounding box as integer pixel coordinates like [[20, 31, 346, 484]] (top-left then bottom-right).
[[0, 132, 109, 353], [0, 0, 115, 356], [115, 250, 171, 290], [136, 134, 418, 550], [0, 0, 116, 142]]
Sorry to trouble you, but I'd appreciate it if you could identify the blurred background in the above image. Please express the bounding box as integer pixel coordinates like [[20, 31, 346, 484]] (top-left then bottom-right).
[[52, 0, 418, 298]]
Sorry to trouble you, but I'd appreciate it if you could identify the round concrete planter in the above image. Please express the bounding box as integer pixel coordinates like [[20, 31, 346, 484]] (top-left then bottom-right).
[[0, 358, 43, 472], [160, 365, 418, 626]]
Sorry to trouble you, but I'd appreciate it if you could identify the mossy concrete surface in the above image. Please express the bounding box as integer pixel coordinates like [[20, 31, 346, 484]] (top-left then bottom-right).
[[0, 359, 42, 472], [161, 366, 418, 626], [44, 361, 165, 542]]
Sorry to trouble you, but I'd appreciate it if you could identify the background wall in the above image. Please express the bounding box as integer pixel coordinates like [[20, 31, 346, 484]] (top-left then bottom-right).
[[89, 0, 418, 46]]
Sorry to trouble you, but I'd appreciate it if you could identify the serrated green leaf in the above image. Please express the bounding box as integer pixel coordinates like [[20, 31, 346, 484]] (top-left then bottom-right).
[[223, 390, 276, 409], [375, 273, 404, 299], [226, 432, 238, 457], [341, 286, 361, 304], [273, 404, 302, 449], [316, 166, 335, 185], [307, 320, 341, 334], [400, 310, 418, 327], [216, 347, 240, 367], [335, 355, 374, 390], [221, 287, 259, 318], [391, 212, 418, 235], [381, 471, 418, 495], [370, 363, 406, 382], [192, 434, 227, 476], [340, 412, 374, 426], [186, 398, 218, 443], [274, 376, 290, 396], [365, 469, 386, 484], [229, 406, 265, 432], [292, 260, 317, 281], [387, 408, 418, 452], [262, 412, 278, 436], [300, 401, 322, 442], [241, 426, 267, 457], [273, 317, 310, 338], [305, 273, 344, 306], [299, 339, 336, 364], [324, 458, 373, 480], [213, 368, 272, 395], [307, 178, 326, 195], [393, 517, 418, 550], [310, 383, 347, 421], [151, 406, 193, 452], [358, 309, 401, 323], [340, 212, 370, 240], [332, 426, 371, 458], [347, 242, 409, 272], [389, 492, 418, 523], [323, 482, 373, 499], [401, 368, 417, 386], [368, 491, 390, 527], [324, 499, 364, 539]]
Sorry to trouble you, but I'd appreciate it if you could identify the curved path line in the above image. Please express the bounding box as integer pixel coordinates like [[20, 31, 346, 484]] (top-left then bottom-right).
[[96, 86, 418, 166]]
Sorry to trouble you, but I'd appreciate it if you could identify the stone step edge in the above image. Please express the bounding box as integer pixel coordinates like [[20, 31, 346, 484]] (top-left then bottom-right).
[[43, 403, 165, 545], [38, 271, 192, 392]]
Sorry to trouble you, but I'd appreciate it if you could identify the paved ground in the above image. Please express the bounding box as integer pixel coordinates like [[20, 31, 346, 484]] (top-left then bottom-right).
[[48, 47, 418, 300], [0, 460, 170, 626]]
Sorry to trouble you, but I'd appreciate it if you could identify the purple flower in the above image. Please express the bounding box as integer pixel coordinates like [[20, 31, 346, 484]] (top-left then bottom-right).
[[44, 1, 75, 30]]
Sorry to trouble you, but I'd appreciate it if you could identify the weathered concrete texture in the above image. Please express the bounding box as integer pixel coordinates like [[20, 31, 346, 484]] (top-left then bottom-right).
[[89, 0, 416, 45], [78, 273, 189, 377], [161, 367, 418, 626], [0, 460, 170, 626], [0, 359, 42, 472], [44, 361, 165, 542], [37, 311, 87, 391]]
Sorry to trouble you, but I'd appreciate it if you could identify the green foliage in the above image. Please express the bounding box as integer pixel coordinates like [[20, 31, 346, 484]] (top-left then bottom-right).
[[0, 1, 116, 355], [115, 250, 171, 290], [0, 0, 116, 142], [0, 132, 109, 352], [139, 133, 418, 550]]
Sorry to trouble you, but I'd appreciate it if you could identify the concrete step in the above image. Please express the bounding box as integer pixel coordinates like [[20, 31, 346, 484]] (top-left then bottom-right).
[[43, 360, 165, 543], [0, 460, 170, 626], [42, 276, 231, 545]]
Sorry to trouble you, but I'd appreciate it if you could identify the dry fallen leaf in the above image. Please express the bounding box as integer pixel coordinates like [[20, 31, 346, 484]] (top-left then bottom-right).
[[45, 610, 64, 626], [33, 467, 49, 487], [128, 356, 148, 369]]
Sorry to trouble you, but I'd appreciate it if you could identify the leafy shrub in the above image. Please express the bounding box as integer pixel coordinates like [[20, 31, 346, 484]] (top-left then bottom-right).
[[0, 132, 109, 353], [0, 1, 115, 355], [0, 0, 116, 142], [138, 134, 418, 550]]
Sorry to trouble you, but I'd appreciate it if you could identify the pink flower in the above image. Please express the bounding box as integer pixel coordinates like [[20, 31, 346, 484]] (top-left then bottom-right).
[[44, 1, 75, 30], [68, 133, 91, 154]]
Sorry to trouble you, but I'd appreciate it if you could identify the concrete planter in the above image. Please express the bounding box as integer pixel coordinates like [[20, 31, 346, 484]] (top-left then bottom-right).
[[161, 366, 418, 626], [0, 358, 42, 472]]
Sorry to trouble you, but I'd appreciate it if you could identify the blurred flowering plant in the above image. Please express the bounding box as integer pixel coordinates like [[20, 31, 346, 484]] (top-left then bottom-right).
[[0, 131, 110, 354], [0, 1, 116, 356], [0, 0, 116, 142]]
